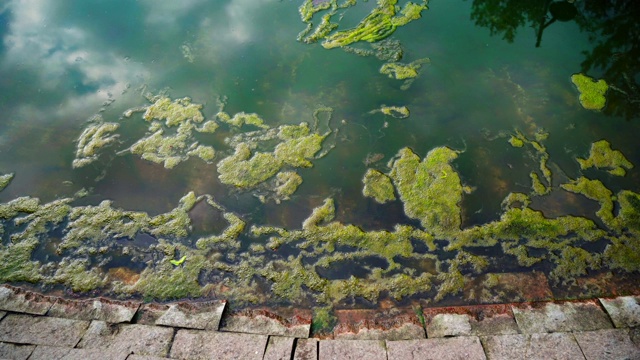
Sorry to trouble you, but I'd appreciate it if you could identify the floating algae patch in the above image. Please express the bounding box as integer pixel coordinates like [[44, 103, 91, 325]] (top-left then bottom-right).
[[369, 105, 410, 119], [380, 57, 429, 89], [125, 96, 217, 169], [362, 169, 396, 203], [561, 177, 614, 227], [576, 140, 633, 176], [72, 116, 120, 168], [217, 144, 282, 188], [216, 110, 269, 129], [388, 147, 464, 236], [274, 171, 303, 203], [509, 130, 552, 195], [0, 173, 14, 192], [571, 73, 608, 111]]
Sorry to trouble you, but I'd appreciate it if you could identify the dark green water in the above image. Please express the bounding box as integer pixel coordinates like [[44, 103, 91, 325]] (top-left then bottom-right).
[[1, 0, 639, 308]]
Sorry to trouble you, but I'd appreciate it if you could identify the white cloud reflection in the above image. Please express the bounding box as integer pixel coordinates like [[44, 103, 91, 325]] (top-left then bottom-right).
[[1, 0, 149, 122]]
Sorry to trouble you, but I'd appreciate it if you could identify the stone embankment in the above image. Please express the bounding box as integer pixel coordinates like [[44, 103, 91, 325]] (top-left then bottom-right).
[[1, 284, 638, 359]]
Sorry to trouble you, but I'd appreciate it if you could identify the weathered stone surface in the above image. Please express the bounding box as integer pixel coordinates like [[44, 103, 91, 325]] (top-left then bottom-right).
[[126, 355, 170, 360], [631, 327, 640, 347], [481, 333, 585, 360], [28, 345, 130, 360], [470, 312, 519, 336], [293, 338, 318, 360], [132, 303, 169, 325], [0, 314, 89, 347], [319, 340, 386, 360], [512, 301, 613, 333], [48, 297, 140, 323], [573, 329, 640, 360], [0, 342, 35, 360], [170, 329, 268, 360], [427, 314, 471, 338], [0, 311, 5, 321], [0, 285, 55, 315], [464, 272, 553, 303], [386, 336, 486, 360], [599, 296, 640, 328], [263, 336, 295, 360], [77, 321, 173, 357], [333, 309, 425, 340], [155, 300, 226, 330], [220, 309, 310, 338], [423, 304, 518, 337]]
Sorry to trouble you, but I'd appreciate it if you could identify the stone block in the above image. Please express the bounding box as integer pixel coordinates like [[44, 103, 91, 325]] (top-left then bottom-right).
[[263, 336, 295, 360], [169, 329, 268, 360], [0, 311, 5, 321], [126, 355, 171, 360], [426, 314, 471, 338], [0, 314, 89, 347], [0, 342, 35, 360], [48, 297, 140, 323], [293, 338, 318, 360], [132, 303, 169, 325], [319, 339, 386, 360], [512, 300, 613, 333], [386, 336, 486, 360], [0, 285, 55, 315], [28, 345, 130, 360], [599, 296, 640, 328], [333, 308, 425, 340], [77, 321, 173, 357], [155, 300, 226, 330], [220, 309, 310, 338], [573, 329, 640, 360], [481, 333, 585, 360]]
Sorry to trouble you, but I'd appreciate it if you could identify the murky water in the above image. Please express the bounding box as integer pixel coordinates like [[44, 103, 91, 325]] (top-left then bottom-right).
[[1, 0, 639, 308]]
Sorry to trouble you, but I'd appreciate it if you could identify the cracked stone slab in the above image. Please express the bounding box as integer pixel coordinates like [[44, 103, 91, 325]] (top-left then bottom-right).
[[423, 304, 519, 337], [386, 336, 486, 360], [426, 314, 471, 338], [599, 296, 640, 328], [48, 297, 141, 323], [319, 339, 386, 360], [77, 321, 173, 358], [29, 345, 130, 360], [263, 336, 295, 360], [0, 314, 89, 347], [512, 300, 613, 333], [155, 300, 226, 330], [0, 342, 35, 360], [169, 329, 268, 360], [220, 308, 311, 338], [333, 308, 425, 340], [573, 329, 640, 360], [0, 285, 56, 315], [481, 333, 585, 360], [293, 338, 318, 360]]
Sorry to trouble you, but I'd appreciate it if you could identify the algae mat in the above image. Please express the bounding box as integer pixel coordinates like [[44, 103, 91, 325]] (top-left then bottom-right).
[[0, 0, 639, 310]]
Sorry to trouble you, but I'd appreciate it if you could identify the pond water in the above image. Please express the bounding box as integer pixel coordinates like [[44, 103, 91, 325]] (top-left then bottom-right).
[[1, 0, 639, 310]]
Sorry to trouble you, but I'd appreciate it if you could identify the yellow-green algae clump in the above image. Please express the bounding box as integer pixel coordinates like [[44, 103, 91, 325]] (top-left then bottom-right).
[[72, 117, 120, 168], [0, 173, 14, 192], [362, 169, 396, 203], [577, 140, 633, 176], [571, 73, 608, 110], [388, 146, 463, 236]]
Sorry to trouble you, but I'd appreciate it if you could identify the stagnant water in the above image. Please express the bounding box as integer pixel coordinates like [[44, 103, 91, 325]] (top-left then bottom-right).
[[0, 0, 639, 309]]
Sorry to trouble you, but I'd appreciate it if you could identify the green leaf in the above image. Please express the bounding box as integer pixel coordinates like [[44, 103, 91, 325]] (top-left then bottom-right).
[[170, 255, 187, 266]]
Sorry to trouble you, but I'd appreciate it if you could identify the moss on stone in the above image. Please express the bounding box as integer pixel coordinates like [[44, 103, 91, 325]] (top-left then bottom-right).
[[389, 147, 463, 236], [311, 306, 337, 335], [362, 168, 396, 203], [549, 246, 601, 284], [0, 237, 42, 283], [577, 140, 633, 176], [571, 73, 608, 111], [51, 258, 106, 292]]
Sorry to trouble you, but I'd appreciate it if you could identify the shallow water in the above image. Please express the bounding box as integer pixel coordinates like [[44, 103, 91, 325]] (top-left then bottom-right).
[[0, 0, 639, 307]]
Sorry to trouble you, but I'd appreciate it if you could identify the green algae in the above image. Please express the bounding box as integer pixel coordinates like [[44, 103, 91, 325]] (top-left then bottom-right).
[[72, 119, 120, 168], [217, 111, 269, 129], [51, 258, 106, 292], [362, 169, 396, 203], [530, 172, 548, 196], [615, 190, 640, 235], [510, 130, 552, 194], [143, 96, 204, 126], [577, 140, 633, 176], [549, 246, 601, 284], [0, 173, 13, 192], [604, 235, 640, 272], [274, 171, 303, 201], [0, 237, 42, 283], [571, 73, 608, 111], [435, 251, 487, 302], [388, 147, 463, 236], [561, 177, 614, 226], [508, 136, 524, 148], [217, 143, 282, 188], [311, 307, 337, 335], [274, 125, 327, 167], [370, 105, 410, 119], [379, 57, 429, 89], [321, 0, 428, 49]]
